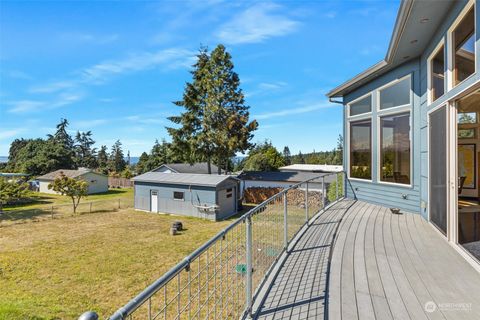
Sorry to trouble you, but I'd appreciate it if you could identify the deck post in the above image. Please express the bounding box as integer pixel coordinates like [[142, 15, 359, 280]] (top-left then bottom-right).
[[336, 173, 339, 200], [305, 182, 309, 222], [245, 215, 253, 318], [322, 176, 326, 208], [283, 193, 288, 250]]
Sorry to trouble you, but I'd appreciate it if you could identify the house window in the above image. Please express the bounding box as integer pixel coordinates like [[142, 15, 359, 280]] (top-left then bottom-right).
[[430, 45, 445, 102], [349, 95, 372, 116], [378, 77, 410, 110], [349, 120, 372, 180], [458, 112, 477, 124], [173, 191, 184, 200], [380, 113, 411, 185], [459, 128, 476, 139], [453, 6, 475, 86]]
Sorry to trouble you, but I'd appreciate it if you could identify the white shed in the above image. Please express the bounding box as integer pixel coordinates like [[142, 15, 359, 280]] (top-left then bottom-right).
[[37, 168, 108, 195]]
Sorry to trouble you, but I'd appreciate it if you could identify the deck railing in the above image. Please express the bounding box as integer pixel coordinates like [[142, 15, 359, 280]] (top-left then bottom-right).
[[80, 171, 349, 320]]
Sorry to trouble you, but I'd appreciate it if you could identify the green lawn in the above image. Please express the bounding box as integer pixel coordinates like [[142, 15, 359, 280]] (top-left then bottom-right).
[[0, 208, 233, 319], [3, 188, 133, 212]]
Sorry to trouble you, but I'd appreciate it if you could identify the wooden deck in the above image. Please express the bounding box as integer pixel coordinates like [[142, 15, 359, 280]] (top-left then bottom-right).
[[256, 199, 480, 320]]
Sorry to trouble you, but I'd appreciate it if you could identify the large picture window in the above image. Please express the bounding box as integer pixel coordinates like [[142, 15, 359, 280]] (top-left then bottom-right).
[[350, 120, 372, 180], [453, 5, 475, 86], [380, 113, 411, 185]]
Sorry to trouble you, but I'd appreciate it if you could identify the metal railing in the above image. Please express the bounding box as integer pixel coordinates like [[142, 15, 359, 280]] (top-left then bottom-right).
[[81, 171, 348, 320]]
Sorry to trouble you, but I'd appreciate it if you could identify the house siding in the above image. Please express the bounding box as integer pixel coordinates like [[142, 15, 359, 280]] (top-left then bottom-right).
[[343, 0, 480, 216]]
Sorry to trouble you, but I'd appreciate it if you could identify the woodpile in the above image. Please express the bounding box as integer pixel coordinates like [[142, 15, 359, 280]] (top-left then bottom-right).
[[243, 187, 322, 208]]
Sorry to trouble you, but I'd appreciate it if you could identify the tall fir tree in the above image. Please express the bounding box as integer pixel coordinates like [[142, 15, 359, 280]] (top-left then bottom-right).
[[74, 131, 98, 168], [108, 140, 126, 173], [97, 145, 109, 174], [283, 146, 291, 165]]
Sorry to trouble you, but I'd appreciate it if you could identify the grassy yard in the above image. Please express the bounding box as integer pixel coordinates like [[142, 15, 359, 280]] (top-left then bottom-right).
[[3, 188, 133, 212], [0, 208, 233, 319]]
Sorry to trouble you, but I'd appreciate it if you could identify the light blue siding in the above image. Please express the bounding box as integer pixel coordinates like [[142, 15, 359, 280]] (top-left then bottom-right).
[[343, 0, 480, 217]]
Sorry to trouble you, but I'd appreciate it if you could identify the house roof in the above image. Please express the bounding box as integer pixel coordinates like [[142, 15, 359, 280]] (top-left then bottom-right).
[[279, 164, 343, 173], [238, 171, 328, 183], [132, 172, 235, 187], [327, 0, 455, 98], [37, 168, 104, 181], [153, 162, 222, 174]]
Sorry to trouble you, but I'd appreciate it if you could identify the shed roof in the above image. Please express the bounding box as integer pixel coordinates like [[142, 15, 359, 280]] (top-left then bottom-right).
[[238, 171, 328, 183], [132, 172, 236, 187], [153, 163, 222, 174], [327, 0, 454, 98], [37, 168, 105, 181], [279, 164, 343, 173]]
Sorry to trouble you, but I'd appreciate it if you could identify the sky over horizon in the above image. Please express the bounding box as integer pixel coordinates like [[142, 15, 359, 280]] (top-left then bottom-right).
[[0, 0, 400, 157]]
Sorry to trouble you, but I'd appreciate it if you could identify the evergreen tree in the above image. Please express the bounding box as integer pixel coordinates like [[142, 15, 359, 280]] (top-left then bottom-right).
[[136, 152, 150, 174], [283, 146, 291, 165], [167, 45, 257, 174], [109, 140, 126, 173], [97, 145, 109, 174], [74, 131, 97, 168], [48, 118, 74, 149], [146, 139, 171, 171]]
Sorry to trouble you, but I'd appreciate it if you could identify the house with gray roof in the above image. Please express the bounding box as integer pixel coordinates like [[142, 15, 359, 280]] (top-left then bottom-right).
[[132, 172, 239, 220], [152, 162, 223, 174], [37, 168, 108, 195]]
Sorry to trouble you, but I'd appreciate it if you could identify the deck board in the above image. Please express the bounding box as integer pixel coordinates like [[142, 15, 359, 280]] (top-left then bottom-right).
[[255, 200, 480, 320]]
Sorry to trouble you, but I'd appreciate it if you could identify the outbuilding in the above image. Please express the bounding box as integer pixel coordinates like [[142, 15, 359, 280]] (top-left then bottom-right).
[[132, 172, 239, 221], [37, 168, 108, 195]]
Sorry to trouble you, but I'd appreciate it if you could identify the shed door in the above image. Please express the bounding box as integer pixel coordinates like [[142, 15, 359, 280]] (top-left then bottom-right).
[[151, 190, 158, 213], [429, 107, 447, 234]]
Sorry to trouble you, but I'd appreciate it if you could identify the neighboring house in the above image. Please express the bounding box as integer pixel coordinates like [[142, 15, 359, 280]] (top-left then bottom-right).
[[132, 172, 239, 221], [279, 164, 343, 173], [238, 171, 335, 192], [37, 169, 108, 194], [327, 0, 480, 262], [0, 172, 29, 182], [153, 162, 223, 174]]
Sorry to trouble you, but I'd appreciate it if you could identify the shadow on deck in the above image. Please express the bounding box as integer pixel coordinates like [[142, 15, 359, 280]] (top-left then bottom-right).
[[255, 199, 480, 320]]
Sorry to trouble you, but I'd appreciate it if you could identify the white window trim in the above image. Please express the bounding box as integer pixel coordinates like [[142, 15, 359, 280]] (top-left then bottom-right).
[[347, 92, 373, 118], [427, 38, 446, 105], [347, 118, 373, 182], [376, 74, 412, 112], [447, 0, 476, 91], [376, 110, 414, 188]]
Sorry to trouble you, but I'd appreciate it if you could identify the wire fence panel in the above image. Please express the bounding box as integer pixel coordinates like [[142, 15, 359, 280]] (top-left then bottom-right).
[[89, 172, 350, 320]]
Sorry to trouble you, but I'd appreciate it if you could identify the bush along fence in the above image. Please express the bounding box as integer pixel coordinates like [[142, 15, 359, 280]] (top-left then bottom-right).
[[79, 171, 353, 320], [0, 197, 134, 227]]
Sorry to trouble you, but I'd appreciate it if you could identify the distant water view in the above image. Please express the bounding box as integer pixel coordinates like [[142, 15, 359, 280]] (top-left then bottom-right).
[[0, 156, 138, 165], [0, 156, 7, 163]]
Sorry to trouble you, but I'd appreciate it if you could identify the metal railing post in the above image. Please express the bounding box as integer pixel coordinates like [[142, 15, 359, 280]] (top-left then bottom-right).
[[305, 182, 309, 223], [322, 176, 326, 208], [335, 173, 339, 201], [283, 193, 288, 250], [245, 215, 253, 318]]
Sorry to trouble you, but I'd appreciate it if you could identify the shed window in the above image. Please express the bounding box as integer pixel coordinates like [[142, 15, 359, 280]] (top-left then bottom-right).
[[349, 95, 371, 116], [173, 191, 184, 200], [350, 120, 372, 180], [430, 45, 445, 102], [226, 188, 233, 198], [379, 77, 410, 110], [453, 6, 475, 86], [380, 113, 411, 185], [458, 112, 477, 124]]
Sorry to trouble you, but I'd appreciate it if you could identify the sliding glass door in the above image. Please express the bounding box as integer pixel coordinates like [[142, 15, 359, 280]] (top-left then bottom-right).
[[430, 106, 448, 234]]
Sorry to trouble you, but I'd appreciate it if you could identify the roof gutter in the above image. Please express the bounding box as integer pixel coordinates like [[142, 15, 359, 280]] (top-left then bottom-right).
[[326, 0, 414, 98]]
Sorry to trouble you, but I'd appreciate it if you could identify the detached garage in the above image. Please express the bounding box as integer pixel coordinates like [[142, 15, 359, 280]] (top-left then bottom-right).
[[132, 172, 239, 221]]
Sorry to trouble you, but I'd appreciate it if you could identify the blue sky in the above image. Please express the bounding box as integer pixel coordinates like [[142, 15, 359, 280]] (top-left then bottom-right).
[[0, 0, 399, 157]]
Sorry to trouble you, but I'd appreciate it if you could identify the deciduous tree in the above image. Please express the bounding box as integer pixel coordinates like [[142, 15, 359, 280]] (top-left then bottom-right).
[[48, 173, 88, 214]]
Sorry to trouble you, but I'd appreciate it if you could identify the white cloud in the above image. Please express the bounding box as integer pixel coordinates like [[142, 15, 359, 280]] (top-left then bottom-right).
[[58, 32, 119, 45], [7, 100, 46, 113], [7, 93, 83, 113], [0, 128, 25, 140], [216, 3, 299, 45], [29, 81, 75, 94], [253, 103, 334, 120]]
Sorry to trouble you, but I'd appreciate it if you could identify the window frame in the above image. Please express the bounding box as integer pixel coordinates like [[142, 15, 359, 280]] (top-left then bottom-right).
[[427, 39, 446, 105], [447, 0, 476, 91], [173, 191, 185, 201], [376, 74, 412, 112], [377, 110, 413, 187], [347, 92, 373, 119], [348, 118, 373, 182]]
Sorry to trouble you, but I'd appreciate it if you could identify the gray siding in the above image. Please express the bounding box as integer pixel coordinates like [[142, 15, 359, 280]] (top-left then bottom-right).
[[343, 0, 480, 217], [134, 180, 238, 221]]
